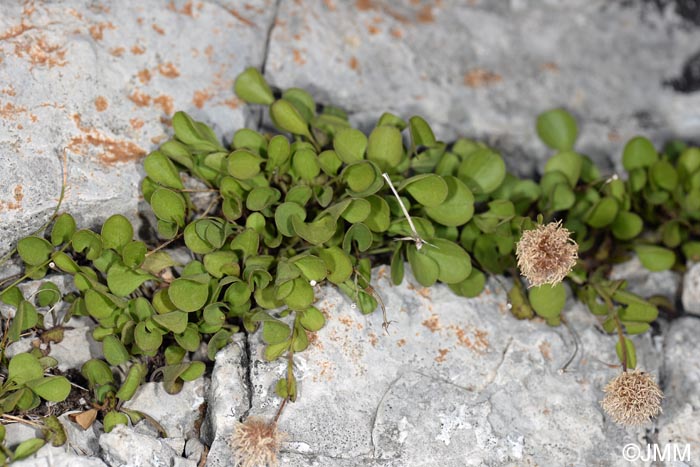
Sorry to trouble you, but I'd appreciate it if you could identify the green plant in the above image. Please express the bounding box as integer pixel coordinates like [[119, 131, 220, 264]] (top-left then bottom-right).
[[0, 67, 698, 463]]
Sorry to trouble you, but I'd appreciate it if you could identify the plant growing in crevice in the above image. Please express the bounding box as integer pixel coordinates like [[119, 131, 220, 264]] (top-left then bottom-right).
[[1, 66, 698, 463]]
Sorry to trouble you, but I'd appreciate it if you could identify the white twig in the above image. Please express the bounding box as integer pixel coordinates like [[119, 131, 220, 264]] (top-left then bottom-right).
[[381, 173, 429, 250]]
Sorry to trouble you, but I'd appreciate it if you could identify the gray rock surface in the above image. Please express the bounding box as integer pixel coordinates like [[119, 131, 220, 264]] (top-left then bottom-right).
[[98, 424, 179, 467], [610, 256, 682, 303], [0, 0, 275, 257], [682, 262, 700, 314], [204, 268, 671, 467], [265, 0, 700, 176], [122, 379, 207, 439]]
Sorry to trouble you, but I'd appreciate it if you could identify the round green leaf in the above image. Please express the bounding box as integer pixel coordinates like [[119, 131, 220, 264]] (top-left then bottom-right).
[[544, 150, 582, 186], [262, 320, 291, 345], [448, 268, 486, 298], [422, 238, 472, 284], [50, 213, 77, 246], [650, 160, 678, 191], [246, 186, 281, 211], [341, 198, 371, 224], [270, 99, 311, 137], [17, 236, 53, 266], [343, 161, 378, 194], [103, 335, 130, 366], [611, 211, 643, 240], [134, 321, 163, 352], [107, 263, 154, 297], [406, 244, 440, 287], [12, 438, 46, 461], [292, 149, 321, 181], [8, 353, 44, 384], [319, 247, 353, 285], [144, 151, 184, 189], [585, 197, 619, 228], [84, 289, 118, 320], [274, 202, 306, 237], [283, 88, 315, 122], [101, 215, 133, 250], [152, 311, 189, 334], [536, 108, 578, 151], [343, 222, 373, 252], [635, 245, 675, 271], [318, 150, 343, 175], [299, 306, 325, 332], [292, 215, 336, 245], [424, 176, 474, 227], [103, 411, 129, 433], [400, 174, 448, 207], [528, 283, 566, 319], [363, 195, 391, 232], [457, 148, 506, 195], [409, 115, 437, 147], [150, 188, 186, 226], [334, 128, 367, 164], [233, 67, 274, 105], [267, 134, 291, 169], [228, 149, 263, 180], [622, 136, 658, 171], [168, 277, 210, 312], [367, 125, 404, 171], [284, 277, 315, 310], [25, 375, 71, 402]]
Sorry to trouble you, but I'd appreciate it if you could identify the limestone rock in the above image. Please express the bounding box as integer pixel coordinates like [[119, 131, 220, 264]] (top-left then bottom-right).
[[122, 379, 207, 439], [0, 0, 276, 256], [220, 268, 662, 466], [682, 262, 700, 314], [98, 424, 179, 467], [265, 0, 700, 175]]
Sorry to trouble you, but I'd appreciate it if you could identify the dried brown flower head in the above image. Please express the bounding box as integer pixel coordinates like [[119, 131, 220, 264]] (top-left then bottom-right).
[[230, 417, 286, 467], [600, 370, 664, 426], [515, 221, 578, 287]]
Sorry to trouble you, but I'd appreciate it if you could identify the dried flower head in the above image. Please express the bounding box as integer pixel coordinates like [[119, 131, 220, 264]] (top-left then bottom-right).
[[515, 220, 578, 287], [230, 417, 286, 467], [600, 370, 664, 426]]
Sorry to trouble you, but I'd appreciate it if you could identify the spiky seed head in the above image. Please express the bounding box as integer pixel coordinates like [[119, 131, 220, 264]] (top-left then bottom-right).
[[230, 417, 286, 467], [516, 220, 578, 287], [601, 370, 664, 426]]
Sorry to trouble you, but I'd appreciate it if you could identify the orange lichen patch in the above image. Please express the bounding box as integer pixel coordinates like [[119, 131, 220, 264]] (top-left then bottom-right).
[[129, 118, 144, 130], [151, 134, 167, 144], [0, 85, 16, 96], [69, 114, 146, 165], [192, 90, 212, 109], [226, 8, 256, 27], [169, 0, 196, 16], [158, 62, 180, 78], [397, 338, 406, 347], [349, 56, 359, 71], [540, 62, 559, 72], [435, 348, 449, 363], [608, 131, 622, 143], [14, 37, 67, 68], [464, 69, 502, 87], [356, 0, 373, 11], [539, 341, 552, 361], [220, 97, 241, 109], [131, 44, 145, 55], [338, 316, 356, 329], [153, 95, 174, 115], [0, 102, 27, 120], [0, 20, 34, 41], [152, 24, 165, 35], [367, 24, 380, 35], [417, 4, 434, 22], [0, 185, 24, 211], [323, 0, 336, 10], [137, 68, 151, 84], [94, 96, 108, 112], [204, 44, 214, 62], [421, 314, 440, 333], [88, 22, 116, 41], [128, 89, 151, 107], [389, 28, 403, 39], [368, 332, 378, 347], [110, 46, 125, 57], [292, 49, 306, 65], [313, 360, 335, 382], [449, 325, 489, 353]]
